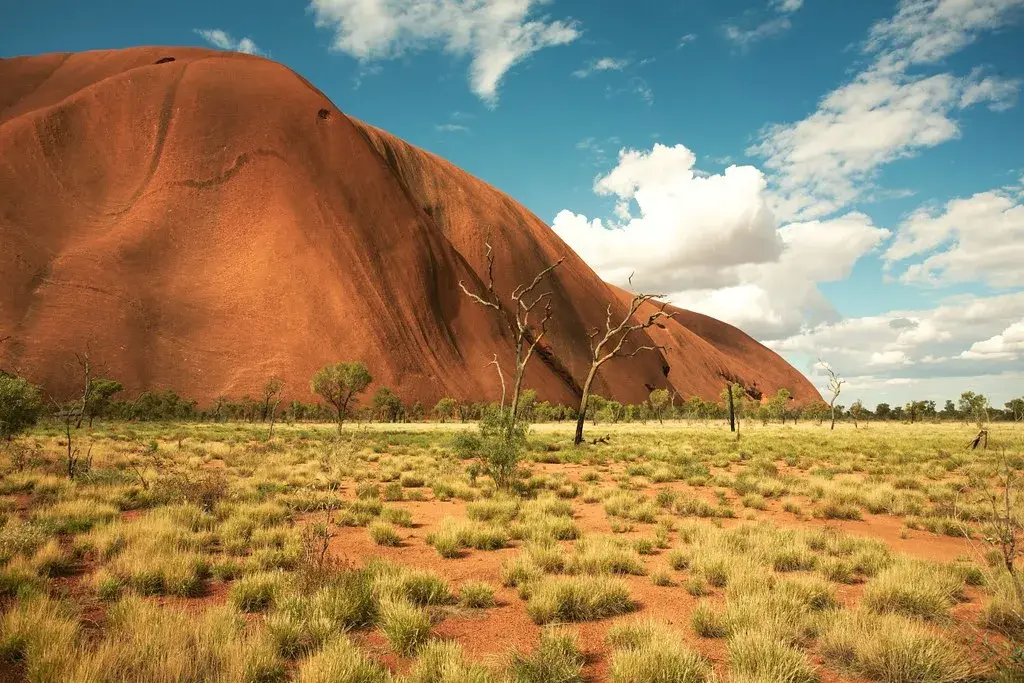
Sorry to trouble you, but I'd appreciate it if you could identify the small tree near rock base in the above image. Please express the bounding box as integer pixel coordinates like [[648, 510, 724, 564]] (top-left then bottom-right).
[[0, 374, 43, 440], [433, 397, 457, 423], [648, 389, 671, 425], [720, 383, 747, 440], [311, 362, 372, 433]]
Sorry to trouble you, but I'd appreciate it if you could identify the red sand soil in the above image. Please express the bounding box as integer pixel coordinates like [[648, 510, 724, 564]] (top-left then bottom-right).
[[0, 46, 819, 407]]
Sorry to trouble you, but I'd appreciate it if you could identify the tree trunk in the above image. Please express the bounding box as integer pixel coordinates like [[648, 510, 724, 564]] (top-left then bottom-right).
[[510, 344, 524, 424], [574, 368, 598, 446], [268, 400, 279, 440], [727, 386, 735, 433], [830, 403, 836, 431]]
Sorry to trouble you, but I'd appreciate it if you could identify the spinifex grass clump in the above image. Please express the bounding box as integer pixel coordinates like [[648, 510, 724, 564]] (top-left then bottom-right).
[[507, 628, 585, 683], [426, 517, 509, 558], [230, 571, 286, 612], [820, 610, 979, 682], [459, 580, 496, 608], [370, 561, 454, 607], [727, 630, 818, 683], [368, 520, 402, 546], [606, 620, 715, 683], [407, 640, 493, 683], [379, 598, 433, 655], [862, 559, 965, 620], [525, 575, 635, 624], [296, 636, 390, 683], [73, 597, 286, 682]]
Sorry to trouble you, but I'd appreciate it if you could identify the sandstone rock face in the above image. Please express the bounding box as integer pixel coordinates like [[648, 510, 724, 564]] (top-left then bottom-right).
[[0, 47, 820, 406]]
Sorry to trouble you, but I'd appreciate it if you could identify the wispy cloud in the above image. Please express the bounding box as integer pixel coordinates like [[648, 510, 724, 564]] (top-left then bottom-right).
[[677, 33, 698, 49], [725, 16, 793, 47], [352, 63, 382, 90], [603, 77, 654, 105], [435, 123, 470, 133], [435, 111, 474, 134], [771, 0, 803, 11], [194, 29, 265, 56], [573, 57, 630, 78], [725, 0, 804, 48]]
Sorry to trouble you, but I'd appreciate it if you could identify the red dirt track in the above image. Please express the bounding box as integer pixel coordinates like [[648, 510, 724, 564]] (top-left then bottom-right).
[[0, 47, 820, 406]]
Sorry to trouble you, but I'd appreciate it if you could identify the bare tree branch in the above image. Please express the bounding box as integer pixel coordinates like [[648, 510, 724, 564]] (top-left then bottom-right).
[[624, 344, 661, 358], [487, 354, 507, 413], [457, 280, 500, 311]]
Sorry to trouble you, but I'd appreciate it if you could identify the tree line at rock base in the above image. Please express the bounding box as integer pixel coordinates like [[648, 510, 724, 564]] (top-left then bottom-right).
[[2, 361, 1021, 440]]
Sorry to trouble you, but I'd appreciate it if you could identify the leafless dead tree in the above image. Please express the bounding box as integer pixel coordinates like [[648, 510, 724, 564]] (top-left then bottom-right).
[[458, 242, 563, 423], [985, 456, 1023, 610], [574, 276, 675, 445], [818, 359, 845, 431], [73, 347, 93, 429], [955, 452, 1023, 627], [51, 346, 96, 479], [268, 394, 283, 440]]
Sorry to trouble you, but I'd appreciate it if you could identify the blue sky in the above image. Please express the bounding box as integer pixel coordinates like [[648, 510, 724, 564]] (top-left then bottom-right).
[[3, 0, 1023, 408]]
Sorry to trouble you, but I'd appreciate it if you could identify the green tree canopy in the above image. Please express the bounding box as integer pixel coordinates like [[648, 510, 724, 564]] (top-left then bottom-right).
[[311, 362, 372, 431], [433, 397, 458, 422], [82, 378, 123, 427], [958, 391, 990, 426], [373, 387, 404, 422], [0, 374, 43, 439], [648, 389, 671, 424]]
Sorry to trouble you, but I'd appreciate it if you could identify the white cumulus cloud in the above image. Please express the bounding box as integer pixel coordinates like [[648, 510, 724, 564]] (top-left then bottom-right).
[[551, 143, 890, 339], [308, 0, 580, 106], [961, 318, 1024, 359], [884, 181, 1024, 287], [552, 144, 783, 295], [668, 212, 890, 339]]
